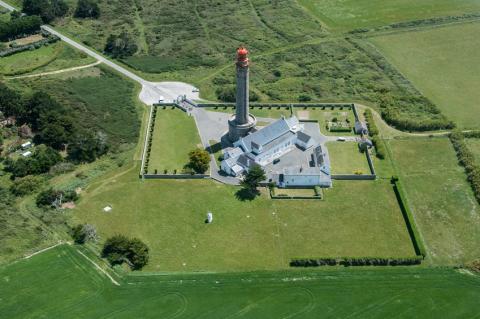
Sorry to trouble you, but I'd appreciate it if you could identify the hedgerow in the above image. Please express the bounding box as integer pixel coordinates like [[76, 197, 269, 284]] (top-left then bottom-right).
[[364, 109, 386, 159], [449, 131, 480, 204], [391, 177, 427, 257], [290, 256, 422, 267]]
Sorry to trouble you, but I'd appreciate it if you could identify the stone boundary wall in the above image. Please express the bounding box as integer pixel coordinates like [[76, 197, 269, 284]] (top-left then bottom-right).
[[365, 151, 376, 175], [143, 174, 210, 180], [197, 102, 355, 109], [332, 174, 376, 180]]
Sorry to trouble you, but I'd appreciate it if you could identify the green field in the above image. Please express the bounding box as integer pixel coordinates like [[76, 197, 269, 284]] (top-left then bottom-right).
[[1, 245, 480, 318], [298, 0, 480, 31], [148, 109, 202, 173], [72, 164, 414, 272], [388, 137, 480, 265], [370, 22, 480, 129], [327, 142, 371, 175]]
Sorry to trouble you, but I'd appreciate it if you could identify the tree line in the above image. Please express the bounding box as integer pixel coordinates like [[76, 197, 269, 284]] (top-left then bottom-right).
[[0, 15, 42, 42]]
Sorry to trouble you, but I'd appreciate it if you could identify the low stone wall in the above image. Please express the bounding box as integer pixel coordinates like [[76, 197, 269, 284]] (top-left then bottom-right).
[[143, 174, 210, 180]]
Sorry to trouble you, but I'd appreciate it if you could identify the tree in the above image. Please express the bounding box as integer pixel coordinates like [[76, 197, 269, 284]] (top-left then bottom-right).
[[23, 0, 68, 23], [126, 238, 149, 270], [102, 235, 149, 270], [104, 31, 138, 58], [67, 131, 108, 163], [0, 15, 42, 41], [71, 224, 87, 244], [74, 0, 100, 18], [216, 86, 235, 103], [0, 82, 24, 117], [187, 148, 209, 174], [240, 164, 266, 195]]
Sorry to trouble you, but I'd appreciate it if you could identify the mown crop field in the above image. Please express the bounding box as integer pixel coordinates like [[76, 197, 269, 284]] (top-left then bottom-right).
[[297, 0, 480, 31], [1, 245, 480, 318], [72, 163, 414, 272], [327, 142, 371, 175], [148, 109, 202, 174], [370, 22, 480, 129], [388, 137, 480, 265]]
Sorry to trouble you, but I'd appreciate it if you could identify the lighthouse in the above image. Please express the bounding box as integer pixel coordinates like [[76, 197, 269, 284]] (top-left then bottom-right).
[[228, 46, 256, 142]]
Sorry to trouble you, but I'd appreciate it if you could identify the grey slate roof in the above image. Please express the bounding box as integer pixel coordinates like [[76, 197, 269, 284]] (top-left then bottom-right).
[[238, 116, 298, 153]]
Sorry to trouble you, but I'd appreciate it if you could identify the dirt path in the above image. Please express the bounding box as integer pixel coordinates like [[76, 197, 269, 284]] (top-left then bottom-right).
[[6, 60, 102, 80]]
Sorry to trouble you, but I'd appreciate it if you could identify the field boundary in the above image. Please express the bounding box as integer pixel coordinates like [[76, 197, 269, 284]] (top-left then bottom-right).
[[391, 177, 427, 258]]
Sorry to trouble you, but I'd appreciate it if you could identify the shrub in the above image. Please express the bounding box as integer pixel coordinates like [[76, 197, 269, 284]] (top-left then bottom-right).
[[10, 175, 44, 196]]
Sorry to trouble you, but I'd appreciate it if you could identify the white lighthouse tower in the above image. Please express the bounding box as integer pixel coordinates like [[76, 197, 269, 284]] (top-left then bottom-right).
[[228, 46, 256, 142]]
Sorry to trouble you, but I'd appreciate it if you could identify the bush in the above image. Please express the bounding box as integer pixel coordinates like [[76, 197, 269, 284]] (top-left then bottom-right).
[[102, 235, 149, 270]]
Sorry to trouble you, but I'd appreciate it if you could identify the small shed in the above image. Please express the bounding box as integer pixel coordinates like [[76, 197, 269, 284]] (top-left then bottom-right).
[[21, 141, 32, 149]]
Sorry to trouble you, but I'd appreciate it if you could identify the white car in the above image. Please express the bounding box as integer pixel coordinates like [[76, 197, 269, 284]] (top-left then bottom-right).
[[337, 137, 346, 142], [158, 96, 165, 103], [192, 88, 199, 93]]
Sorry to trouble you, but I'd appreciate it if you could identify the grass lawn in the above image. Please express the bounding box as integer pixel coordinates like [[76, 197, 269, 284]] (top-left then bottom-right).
[[297, 0, 480, 31], [370, 22, 480, 129], [2, 244, 480, 318], [327, 142, 371, 175], [148, 109, 202, 174], [388, 137, 480, 265], [72, 163, 414, 272]]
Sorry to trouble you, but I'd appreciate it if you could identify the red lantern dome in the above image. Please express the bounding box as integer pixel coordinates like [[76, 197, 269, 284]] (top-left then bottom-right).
[[236, 46, 249, 66]]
